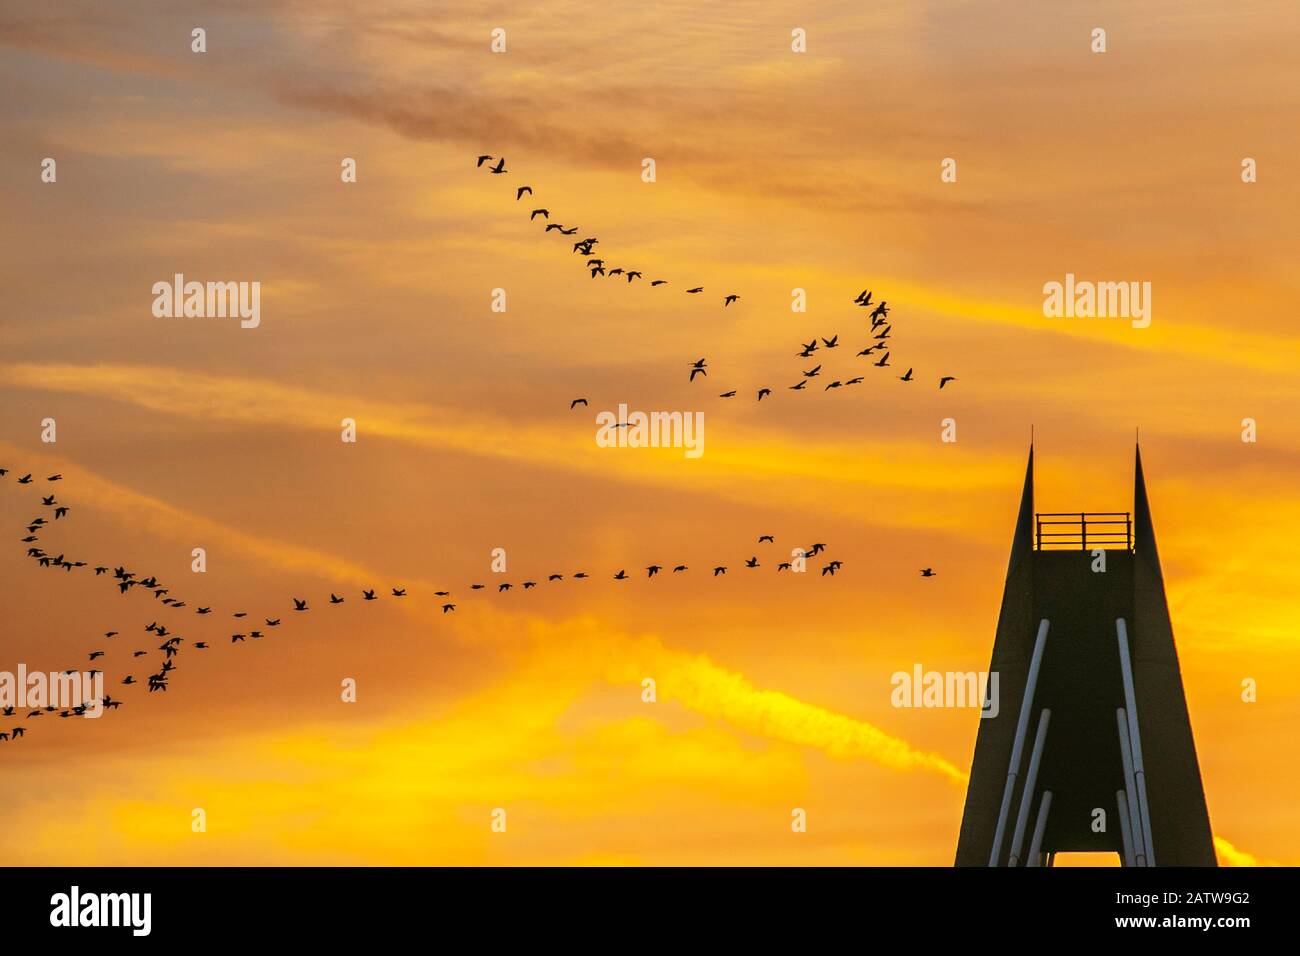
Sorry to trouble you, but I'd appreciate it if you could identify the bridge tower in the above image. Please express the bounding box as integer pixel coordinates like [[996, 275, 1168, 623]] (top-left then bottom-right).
[[955, 445, 1216, 866]]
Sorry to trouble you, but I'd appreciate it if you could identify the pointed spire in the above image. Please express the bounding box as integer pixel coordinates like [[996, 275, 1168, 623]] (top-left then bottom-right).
[[1134, 442, 1163, 578], [1005, 444, 1034, 580]]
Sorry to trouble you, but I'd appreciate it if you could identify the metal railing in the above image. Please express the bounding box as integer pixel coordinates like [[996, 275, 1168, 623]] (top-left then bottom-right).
[[1034, 512, 1132, 551]]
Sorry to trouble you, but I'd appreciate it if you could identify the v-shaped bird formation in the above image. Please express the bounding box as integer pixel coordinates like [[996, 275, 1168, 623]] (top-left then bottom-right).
[[474, 155, 957, 405]]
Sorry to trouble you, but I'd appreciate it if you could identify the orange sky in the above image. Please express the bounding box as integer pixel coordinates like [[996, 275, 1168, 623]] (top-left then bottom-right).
[[0, 0, 1297, 865]]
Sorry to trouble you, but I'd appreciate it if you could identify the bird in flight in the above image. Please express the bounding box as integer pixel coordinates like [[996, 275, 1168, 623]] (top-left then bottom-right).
[[391, 588, 406, 597], [920, 568, 936, 577], [516, 185, 532, 199], [489, 158, 507, 174], [789, 380, 807, 391], [757, 388, 771, 401], [689, 359, 708, 381], [613, 569, 628, 580], [724, 295, 739, 307], [442, 603, 456, 613], [899, 368, 914, 382], [745, 556, 759, 568], [292, 599, 308, 611], [476, 155, 494, 167], [647, 565, 662, 578], [939, 376, 957, 389], [855, 289, 873, 307], [758, 534, 774, 543], [712, 566, 727, 576], [821, 335, 838, 349], [330, 593, 344, 605], [873, 352, 890, 367], [651, 280, 667, 287], [686, 287, 703, 294], [719, 390, 737, 398], [802, 365, 822, 378], [530, 208, 549, 220]]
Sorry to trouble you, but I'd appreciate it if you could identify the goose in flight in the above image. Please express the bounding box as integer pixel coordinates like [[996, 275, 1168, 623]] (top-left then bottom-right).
[[724, 294, 739, 307], [293, 598, 308, 611], [920, 568, 936, 577], [330, 593, 345, 605], [489, 157, 507, 174], [939, 376, 957, 389], [570, 398, 588, 409], [899, 368, 914, 382], [476, 155, 494, 167], [686, 287, 703, 294], [516, 185, 532, 199]]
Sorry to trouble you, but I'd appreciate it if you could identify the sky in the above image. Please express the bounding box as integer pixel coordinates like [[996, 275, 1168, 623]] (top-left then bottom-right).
[[0, 0, 1297, 865]]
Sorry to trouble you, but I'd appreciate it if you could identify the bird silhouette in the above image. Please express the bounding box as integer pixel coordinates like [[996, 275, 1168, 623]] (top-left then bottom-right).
[[516, 185, 532, 199], [939, 376, 957, 389]]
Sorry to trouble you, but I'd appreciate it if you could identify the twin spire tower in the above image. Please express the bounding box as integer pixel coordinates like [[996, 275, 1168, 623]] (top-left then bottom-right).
[[955, 446, 1216, 866]]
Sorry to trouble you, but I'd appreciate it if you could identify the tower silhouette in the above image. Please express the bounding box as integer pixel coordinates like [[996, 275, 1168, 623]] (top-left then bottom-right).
[[955, 445, 1216, 866]]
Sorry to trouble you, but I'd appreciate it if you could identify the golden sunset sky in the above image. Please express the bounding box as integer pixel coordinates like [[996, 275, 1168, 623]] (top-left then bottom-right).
[[0, 1, 1297, 865]]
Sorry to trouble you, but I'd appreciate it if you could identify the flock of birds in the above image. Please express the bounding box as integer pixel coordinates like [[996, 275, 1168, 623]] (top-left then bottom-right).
[[475, 154, 958, 406], [0, 467, 935, 750], [0, 159, 949, 750]]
